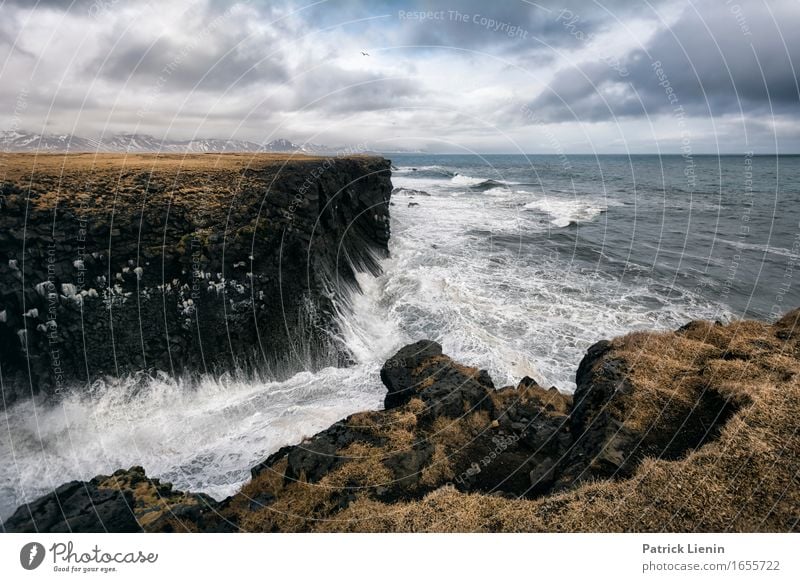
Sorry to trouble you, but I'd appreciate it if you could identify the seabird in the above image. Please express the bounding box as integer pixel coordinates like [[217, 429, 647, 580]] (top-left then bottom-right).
[[361, 51, 370, 56]]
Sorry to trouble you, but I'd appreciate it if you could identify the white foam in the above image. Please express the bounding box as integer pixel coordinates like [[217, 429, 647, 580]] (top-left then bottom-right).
[[524, 197, 609, 227], [483, 186, 513, 196], [391, 175, 450, 193], [0, 364, 386, 521], [393, 165, 453, 176], [450, 173, 485, 186]]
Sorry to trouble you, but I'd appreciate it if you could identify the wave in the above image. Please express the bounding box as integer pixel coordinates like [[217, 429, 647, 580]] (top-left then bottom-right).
[[392, 187, 431, 197], [715, 237, 799, 258], [450, 173, 487, 186], [397, 172, 533, 195], [524, 197, 609, 227], [394, 165, 455, 177], [451, 174, 541, 192], [450, 175, 518, 192], [470, 179, 510, 191], [0, 362, 387, 521], [391, 175, 452, 193]]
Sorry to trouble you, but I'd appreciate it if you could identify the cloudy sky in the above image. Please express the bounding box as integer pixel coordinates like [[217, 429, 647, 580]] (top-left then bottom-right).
[[1, 0, 798, 153]]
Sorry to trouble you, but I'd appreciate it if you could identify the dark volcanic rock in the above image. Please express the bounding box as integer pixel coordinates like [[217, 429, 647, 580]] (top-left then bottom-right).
[[381, 339, 443, 409], [243, 343, 571, 513], [283, 421, 375, 483], [3, 480, 140, 533], [383, 442, 435, 491], [225, 333, 749, 531], [381, 340, 495, 417], [250, 418, 384, 484], [553, 335, 741, 490], [0, 154, 392, 406], [2, 466, 223, 533]]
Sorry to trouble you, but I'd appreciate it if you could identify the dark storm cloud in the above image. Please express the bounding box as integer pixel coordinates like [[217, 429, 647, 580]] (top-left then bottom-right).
[[526, 0, 800, 123], [89, 35, 289, 91], [3, 0, 86, 6], [626, 0, 800, 116], [304, 0, 675, 52], [83, 1, 289, 92], [523, 61, 648, 123]]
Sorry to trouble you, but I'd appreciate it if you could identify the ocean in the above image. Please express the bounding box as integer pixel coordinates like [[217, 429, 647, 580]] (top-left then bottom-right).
[[2, 154, 799, 520]]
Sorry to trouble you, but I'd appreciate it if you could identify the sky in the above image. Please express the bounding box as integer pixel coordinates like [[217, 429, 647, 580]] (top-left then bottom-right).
[[0, 0, 798, 153]]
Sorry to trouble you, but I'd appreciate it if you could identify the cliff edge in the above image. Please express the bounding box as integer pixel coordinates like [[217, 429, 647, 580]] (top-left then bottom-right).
[[0, 153, 392, 404]]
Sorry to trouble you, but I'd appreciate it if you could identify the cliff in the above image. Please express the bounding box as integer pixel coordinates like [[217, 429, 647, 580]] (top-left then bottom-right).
[[0, 153, 392, 404], [6, 309, 799, 532]]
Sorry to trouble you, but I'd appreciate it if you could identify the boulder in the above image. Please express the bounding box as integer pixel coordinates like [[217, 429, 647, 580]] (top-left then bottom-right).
[[381, 340, 443, 409], [381, 340, 495, 417], [2, 466, 222, 533], [3, 480, 140, 533]]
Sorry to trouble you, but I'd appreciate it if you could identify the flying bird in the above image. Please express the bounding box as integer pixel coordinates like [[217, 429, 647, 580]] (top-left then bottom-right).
[[361, 51, 370, 56]]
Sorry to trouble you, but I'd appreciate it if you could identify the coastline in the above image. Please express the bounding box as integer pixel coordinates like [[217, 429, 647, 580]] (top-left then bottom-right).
[[1, 153, 798, 533]]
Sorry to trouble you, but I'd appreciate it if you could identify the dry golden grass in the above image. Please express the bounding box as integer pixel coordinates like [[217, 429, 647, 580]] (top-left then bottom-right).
[[416, 410, 494, 487], [419, 444, 456, 487], [0, 152, 380, 222], [347, 402, 421, 453], [260, 310, 800, 532], [96, 468, 208, 532], [490, 381, 572, 416], [0, 152, 334, 178], [236, 441, 400, 532]]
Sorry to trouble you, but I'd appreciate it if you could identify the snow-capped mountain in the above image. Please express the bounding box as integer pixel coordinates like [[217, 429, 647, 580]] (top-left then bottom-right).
[[0, 130, 95, 152], [259, 138, 328, 153], [86, 134, 264, 153], [182, 139, 264, 153], [0, 130, 342, 154], [88, 133, 171, 152]]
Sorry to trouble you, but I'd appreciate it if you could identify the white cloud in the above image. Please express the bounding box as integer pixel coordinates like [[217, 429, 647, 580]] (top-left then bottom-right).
[[0, 0, 798, 152]]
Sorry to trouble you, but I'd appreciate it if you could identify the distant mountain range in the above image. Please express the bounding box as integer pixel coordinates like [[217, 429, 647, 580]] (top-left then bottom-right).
[[0, 130, 401, 154]]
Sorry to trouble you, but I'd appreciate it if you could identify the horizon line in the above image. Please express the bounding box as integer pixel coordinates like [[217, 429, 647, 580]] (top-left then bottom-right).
[[382, 152, 800, 156]]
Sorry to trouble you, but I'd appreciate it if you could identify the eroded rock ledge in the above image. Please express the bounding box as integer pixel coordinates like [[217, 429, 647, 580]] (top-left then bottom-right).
[[6, 308, 799, 532], [0, 153, 392, 403]]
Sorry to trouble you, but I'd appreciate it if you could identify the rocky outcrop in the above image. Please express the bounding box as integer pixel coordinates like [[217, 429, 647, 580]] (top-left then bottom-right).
[[0, 153, 392, 404], [552, 333, 739, 490], [3, 466, 219, 533], [5, 309, 799, 532], [2, 480, 140, 533]]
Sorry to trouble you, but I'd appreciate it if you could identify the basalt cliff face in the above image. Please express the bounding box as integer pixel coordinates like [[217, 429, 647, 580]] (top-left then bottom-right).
[[5, 309, 799, 532], [0, 153, 391, 405]]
